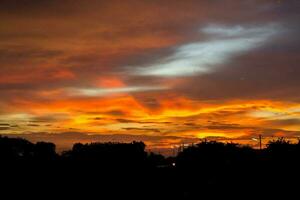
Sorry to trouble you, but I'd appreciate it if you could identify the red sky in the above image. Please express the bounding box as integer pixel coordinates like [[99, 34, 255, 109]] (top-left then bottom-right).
[[1, 0, 300, 153]]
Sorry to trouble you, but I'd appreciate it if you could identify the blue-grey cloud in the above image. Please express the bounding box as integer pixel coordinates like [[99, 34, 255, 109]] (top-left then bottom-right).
[[133, 24, 279, 77]]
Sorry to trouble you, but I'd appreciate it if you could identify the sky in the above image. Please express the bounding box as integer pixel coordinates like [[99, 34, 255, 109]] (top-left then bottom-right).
[[1, 0, 300, 153]]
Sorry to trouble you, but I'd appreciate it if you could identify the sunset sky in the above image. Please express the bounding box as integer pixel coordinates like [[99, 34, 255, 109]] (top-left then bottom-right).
[[1, 0, 300, 153]]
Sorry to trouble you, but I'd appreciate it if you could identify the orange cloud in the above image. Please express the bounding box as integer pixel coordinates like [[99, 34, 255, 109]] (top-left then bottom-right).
[[96, 77, 125, 88]]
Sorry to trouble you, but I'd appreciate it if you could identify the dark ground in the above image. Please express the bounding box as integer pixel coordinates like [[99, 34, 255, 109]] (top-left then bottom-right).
[[1, 136, 299, 199]]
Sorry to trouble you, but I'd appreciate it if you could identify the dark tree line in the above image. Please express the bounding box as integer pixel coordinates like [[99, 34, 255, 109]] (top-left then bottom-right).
[[1, 135, 300, 198], [0, 136, 164, 167]]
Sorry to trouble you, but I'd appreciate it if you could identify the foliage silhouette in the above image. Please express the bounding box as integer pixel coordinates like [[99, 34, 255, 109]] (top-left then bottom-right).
[[1, 135, 300, 198], [61, 141, 148, 169]]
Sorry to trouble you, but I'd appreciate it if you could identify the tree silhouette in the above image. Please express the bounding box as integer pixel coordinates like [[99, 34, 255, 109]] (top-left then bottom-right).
[[62, 141, 148, 168], [0, 135, 34, 161], [34, 142, 57, 161]]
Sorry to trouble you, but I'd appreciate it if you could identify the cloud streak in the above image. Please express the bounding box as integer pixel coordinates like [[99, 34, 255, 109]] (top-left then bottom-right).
[[67, 86, 168, 97], [134, 24, 279, 77]]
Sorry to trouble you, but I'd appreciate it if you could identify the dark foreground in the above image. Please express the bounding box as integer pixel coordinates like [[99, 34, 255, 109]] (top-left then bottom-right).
[[1, 136, 300, 199]]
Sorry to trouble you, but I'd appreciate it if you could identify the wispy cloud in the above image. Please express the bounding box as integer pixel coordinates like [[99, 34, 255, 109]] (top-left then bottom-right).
[[134, 24, 279, 77], [67, 86, 168, 97]]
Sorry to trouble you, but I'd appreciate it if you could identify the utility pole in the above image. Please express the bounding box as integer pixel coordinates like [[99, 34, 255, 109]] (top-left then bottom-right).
[[172, 146, 176, 157], [259, 134, 262, 150]]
